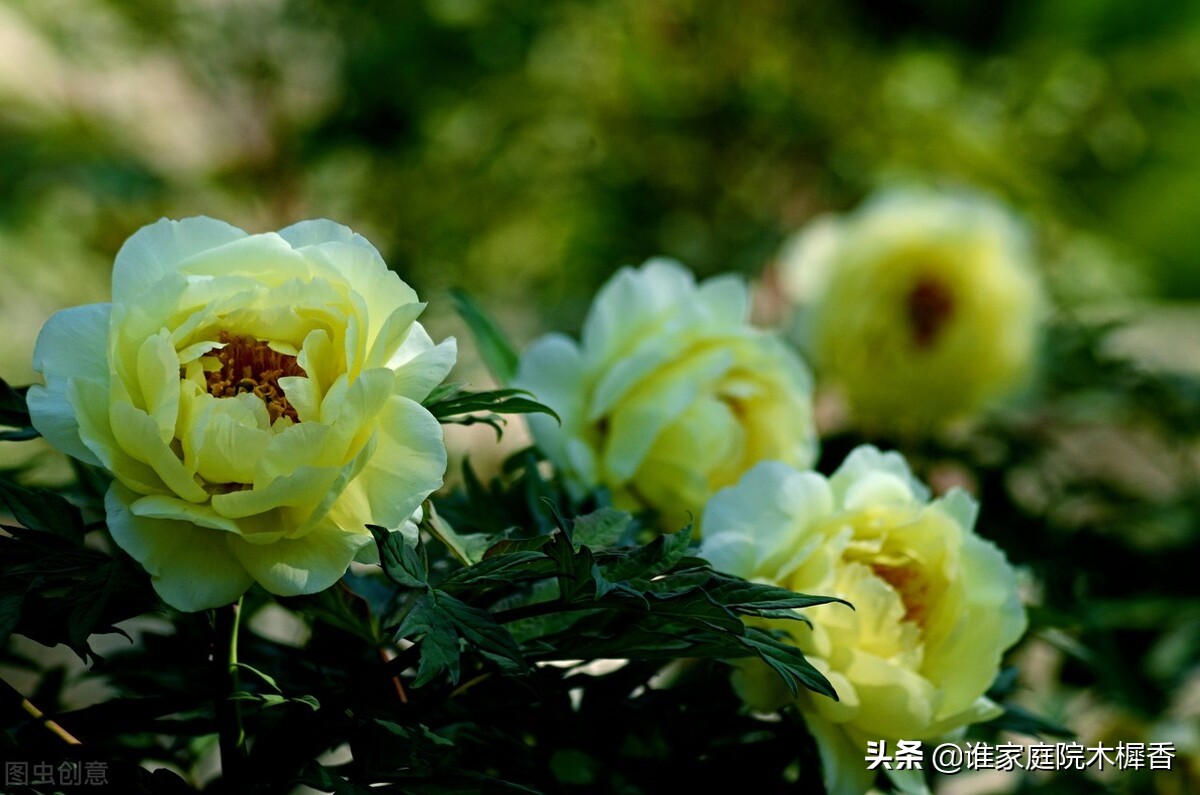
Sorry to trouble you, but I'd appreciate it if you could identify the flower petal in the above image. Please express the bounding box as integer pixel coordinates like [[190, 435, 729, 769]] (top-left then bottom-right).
[[355, 396, 446, 529], [27, 303, 112, 466], [107, 483, 253, 612], [112, 218, 247, 306], [227, 519, 367, 597]]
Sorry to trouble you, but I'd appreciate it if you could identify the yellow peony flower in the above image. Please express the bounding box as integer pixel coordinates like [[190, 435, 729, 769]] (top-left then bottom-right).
[[700, 446, 1026, 795], [780, 187, 1043, 435], [515, 259, 817, 532], [28, 218, 456, 611]]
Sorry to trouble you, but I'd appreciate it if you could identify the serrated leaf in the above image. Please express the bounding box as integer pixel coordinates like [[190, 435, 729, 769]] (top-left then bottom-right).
[[439, 550, 555, 592], [424, 388, 561, 435], [482, 535, 552, 559], [395, 590, 528, 686], [600, 531, 693, 584], [739, 626, 837, 700], [703, 575, 849, 620], [450, 289, 520, 385], [438, 592, 528, 676], [396, 593, 461, 686], [545, 531, 600, 603], [369, 524, 426, 588]]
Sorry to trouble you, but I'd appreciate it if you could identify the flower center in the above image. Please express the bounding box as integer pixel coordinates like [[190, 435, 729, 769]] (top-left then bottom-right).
[[871, 562, 930, 629], [204, 331, 306, 423], [906, 276, 955, 349]]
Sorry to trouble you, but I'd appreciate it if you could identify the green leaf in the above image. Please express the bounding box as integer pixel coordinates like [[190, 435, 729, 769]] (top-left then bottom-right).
[[229, 691, 320, 711], [423, 387, 561, 438], [395, 592, 461, 686], [439, 550, 555, 593], [738, 626, 837, 700], [235, 662, 283, 694], [544, 530, 601, 603], [450, 289, 520, 385], [600, 531, 693, 584], [702, 575, 850, 621], [570, 507, 633, 551], [395, 590, 528, 686], [0, 590, 24, 646], [0, 378, 33, 429], [277, 585, 381, 645], [421, 505, 493, 566], [482, 535, 553, 559], [369, 524, 427, 589], [437, 593, 528, 676], [0, 479, 85, 545], [983, 704, 1073, 738]]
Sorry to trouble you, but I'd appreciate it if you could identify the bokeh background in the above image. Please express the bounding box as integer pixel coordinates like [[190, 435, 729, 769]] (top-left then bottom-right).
[[2, 1, 1198, 793]]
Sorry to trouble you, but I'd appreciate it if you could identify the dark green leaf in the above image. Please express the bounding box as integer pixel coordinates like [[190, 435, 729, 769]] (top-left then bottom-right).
[[439, 550, 555, 592], [395, 592, 461, 686], [0, 378, 33, 430], [424, 387, 561, 437], [0, 590, 24, 646], [437, 592, 528, 676], [703, 575, 850, 619], [600, 531, 693, 584], [369, 524, 426, 588], [235, 662, 283, 694], [739, 626, 837, 700], [570, 507, 633, 550], [482, 535, 552, 559], [982, 704, 1073, 738], [395, 590, 528, 686], [0, 479, 85, 545], [450, 289, 520, 385], [277, 585, 381, 645], [420, 505, 493, 566]]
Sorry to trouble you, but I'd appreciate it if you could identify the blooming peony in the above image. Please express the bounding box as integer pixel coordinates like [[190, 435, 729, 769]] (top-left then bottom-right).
[[700, 446, 1026, 795], [515, 258, 817, 531], [28, 217, 455, 611]]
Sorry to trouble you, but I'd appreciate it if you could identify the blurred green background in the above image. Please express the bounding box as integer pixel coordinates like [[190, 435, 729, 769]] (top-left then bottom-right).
[[4, 0, 1200, 385]]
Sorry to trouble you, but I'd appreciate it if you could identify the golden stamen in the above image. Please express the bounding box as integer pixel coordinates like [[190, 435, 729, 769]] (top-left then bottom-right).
[[204, 331, 307, 423]]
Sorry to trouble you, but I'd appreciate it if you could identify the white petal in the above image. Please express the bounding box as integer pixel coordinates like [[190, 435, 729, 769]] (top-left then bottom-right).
[[112, 218, 246, 306], [107, 483, 253, 612], [228, 519, 367, 597], [356, 396, 446, 529], [276, 219, 383, 257]]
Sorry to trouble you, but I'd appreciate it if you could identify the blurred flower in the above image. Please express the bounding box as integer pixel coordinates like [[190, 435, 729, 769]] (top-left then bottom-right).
[[700, 446, 1026, 795], [780, 187, 1044, 435], [28, 218, 455, 611], [515, 259, 817, 531]]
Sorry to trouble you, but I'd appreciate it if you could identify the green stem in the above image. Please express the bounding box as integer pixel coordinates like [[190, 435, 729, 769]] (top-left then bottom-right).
[[215, 598, 247, 789]]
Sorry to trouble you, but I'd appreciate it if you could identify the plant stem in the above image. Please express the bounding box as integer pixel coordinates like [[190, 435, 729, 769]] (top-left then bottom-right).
[[215, 598, 247, 789]]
